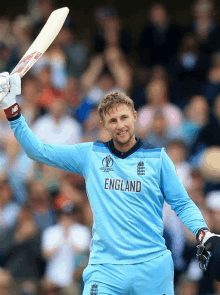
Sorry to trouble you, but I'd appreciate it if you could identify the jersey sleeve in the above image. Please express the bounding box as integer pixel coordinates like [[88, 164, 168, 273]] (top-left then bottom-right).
[[160, 148, 208, 236], [9, 114, 92, 176]]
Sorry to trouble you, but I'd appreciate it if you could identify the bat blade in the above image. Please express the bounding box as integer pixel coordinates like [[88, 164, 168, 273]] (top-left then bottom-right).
[[0, 7, 69, 101], [11, 51, 42, 77], [12, 7, 69, 78]]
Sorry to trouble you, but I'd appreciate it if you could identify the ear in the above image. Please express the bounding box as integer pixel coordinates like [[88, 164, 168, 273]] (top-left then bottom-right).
[[133, 111, 138, 122], [100, 120, 105, 129]]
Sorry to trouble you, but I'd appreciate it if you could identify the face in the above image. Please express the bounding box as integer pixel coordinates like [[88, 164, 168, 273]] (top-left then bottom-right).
[[48, 98, 66, 120], [101, 104, 137, 152], [147, 80, 167, 105], [167, 143, 186, 164], [150, 5, 167, 24]]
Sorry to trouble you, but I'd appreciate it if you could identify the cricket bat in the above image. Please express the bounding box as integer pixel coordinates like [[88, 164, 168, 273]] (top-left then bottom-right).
[[0, 7, 69, 100]]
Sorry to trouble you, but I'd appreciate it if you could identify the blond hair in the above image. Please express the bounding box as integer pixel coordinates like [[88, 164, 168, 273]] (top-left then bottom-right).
[[98, 92, 135, 121]]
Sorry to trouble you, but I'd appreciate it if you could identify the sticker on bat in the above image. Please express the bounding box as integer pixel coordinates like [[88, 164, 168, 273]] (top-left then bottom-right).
[[11, 52, 42, 76]]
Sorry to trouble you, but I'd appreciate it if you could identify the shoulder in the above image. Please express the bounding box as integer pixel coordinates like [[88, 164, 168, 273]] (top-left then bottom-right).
[[72, 141, 105, 155], [141, 141, 162, 151], [92, 140, 110, 153], [138, 142, 164, 158]]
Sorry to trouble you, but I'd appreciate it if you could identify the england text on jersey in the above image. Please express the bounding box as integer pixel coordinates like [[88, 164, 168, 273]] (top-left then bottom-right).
[[104, 178, 142, 192]]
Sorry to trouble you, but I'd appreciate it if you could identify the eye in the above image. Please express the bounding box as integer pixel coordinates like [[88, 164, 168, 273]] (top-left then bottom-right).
[[122, 116, 128, 120]]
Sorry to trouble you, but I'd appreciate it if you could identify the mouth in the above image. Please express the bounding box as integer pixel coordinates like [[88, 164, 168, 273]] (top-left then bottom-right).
[[117, 130, 128, 136]]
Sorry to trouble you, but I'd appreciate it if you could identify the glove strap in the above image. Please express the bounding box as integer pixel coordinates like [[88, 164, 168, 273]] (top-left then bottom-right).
[[4, 103, 21, 118]]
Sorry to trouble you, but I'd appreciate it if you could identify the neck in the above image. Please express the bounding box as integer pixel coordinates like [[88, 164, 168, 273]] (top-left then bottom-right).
[[113, 136, 137, 153]]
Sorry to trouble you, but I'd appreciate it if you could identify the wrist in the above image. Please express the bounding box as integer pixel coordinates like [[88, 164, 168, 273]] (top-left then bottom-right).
[[196, 228, 211, 244], [4, 103, 21, 118]]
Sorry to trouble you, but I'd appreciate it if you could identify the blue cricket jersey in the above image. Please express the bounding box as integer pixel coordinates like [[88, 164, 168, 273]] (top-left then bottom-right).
[[9, 114, 208, 264]]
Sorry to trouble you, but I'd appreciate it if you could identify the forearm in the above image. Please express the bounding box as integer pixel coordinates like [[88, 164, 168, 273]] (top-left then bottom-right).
[[10, 114, 57, 164], [161, 148, 208, 236], [107, 59, 132, 92], [172, 196, 208, 236], [80, 55, 104, 90], [8, 114, 83, 174]]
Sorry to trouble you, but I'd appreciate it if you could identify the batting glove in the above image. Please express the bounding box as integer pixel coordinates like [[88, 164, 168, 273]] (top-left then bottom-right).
[[197, 229, 220, 246], [0, 72, 21, 118], [196, 229, 220, 281]]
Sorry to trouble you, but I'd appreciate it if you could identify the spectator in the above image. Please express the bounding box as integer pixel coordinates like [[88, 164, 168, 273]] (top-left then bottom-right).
[[163, 139, 195, 285], [167, 140, 192, 191], [201, 51, 220, 106], [191, 94, 220, 157], [0, 203, 44, 293], [187, 168, 207, 208], [11, 14, 33, 60], [0, 268, 12, 295], [17, 280, 38, 295], [3, 131, 36, 204], [93, 7, 132, 56], [57, 26, 89, 79], [143, 110, 174, 148], [135, 79, 183, 139], [131, 64, 170, 111], [55, 172, 86, 210], [181, 95, 209, 146], [32, 66, 66, 114], [206, 191, 220, 234], [40, 279, 62, 295], [0, 179, 20, 230], [32, 97, 82, 145], [27, 180, 56, 231], [76, 51, 132, 123], [0, 109, 12, 177], [190, 0, 220, 55], [137, 3, 182, 67], [81, 49, 132, 94], [0, 42, 19, 73], [31, 0, 54, 39], [81, 107, 110, 143], [168, 32, 209, 108], [41, 205, 91, 293], [31, 44, 69, 91], [0, 16, 12, 44], [63, 76, 81, 109], [19, 76, 41, 125]]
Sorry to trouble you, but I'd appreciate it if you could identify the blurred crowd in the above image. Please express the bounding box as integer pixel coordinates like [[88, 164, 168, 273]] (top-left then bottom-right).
[[1, 0, 220, 294]]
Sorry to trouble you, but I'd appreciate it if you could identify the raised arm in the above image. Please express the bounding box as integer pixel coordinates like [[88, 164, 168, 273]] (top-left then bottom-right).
[[0, 73, 91, 177], [104, 47, 133, 93]]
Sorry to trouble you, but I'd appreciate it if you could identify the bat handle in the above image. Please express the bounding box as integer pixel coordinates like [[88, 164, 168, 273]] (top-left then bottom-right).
[[0, 75, 21, 102], [0, 90, 9, 101]]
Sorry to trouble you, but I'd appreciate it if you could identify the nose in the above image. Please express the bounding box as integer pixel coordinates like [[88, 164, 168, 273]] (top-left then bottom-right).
[[116, 119, 124, 130]]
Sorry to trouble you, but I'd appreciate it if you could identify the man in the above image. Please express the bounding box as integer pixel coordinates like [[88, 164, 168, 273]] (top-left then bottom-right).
[[41, 205, 90, 293], [0, 73, 219, 294]]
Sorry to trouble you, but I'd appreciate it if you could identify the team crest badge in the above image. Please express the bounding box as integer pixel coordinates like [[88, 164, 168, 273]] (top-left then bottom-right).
[[90, 283, 98, 295], [137, 161, 145, 175]]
